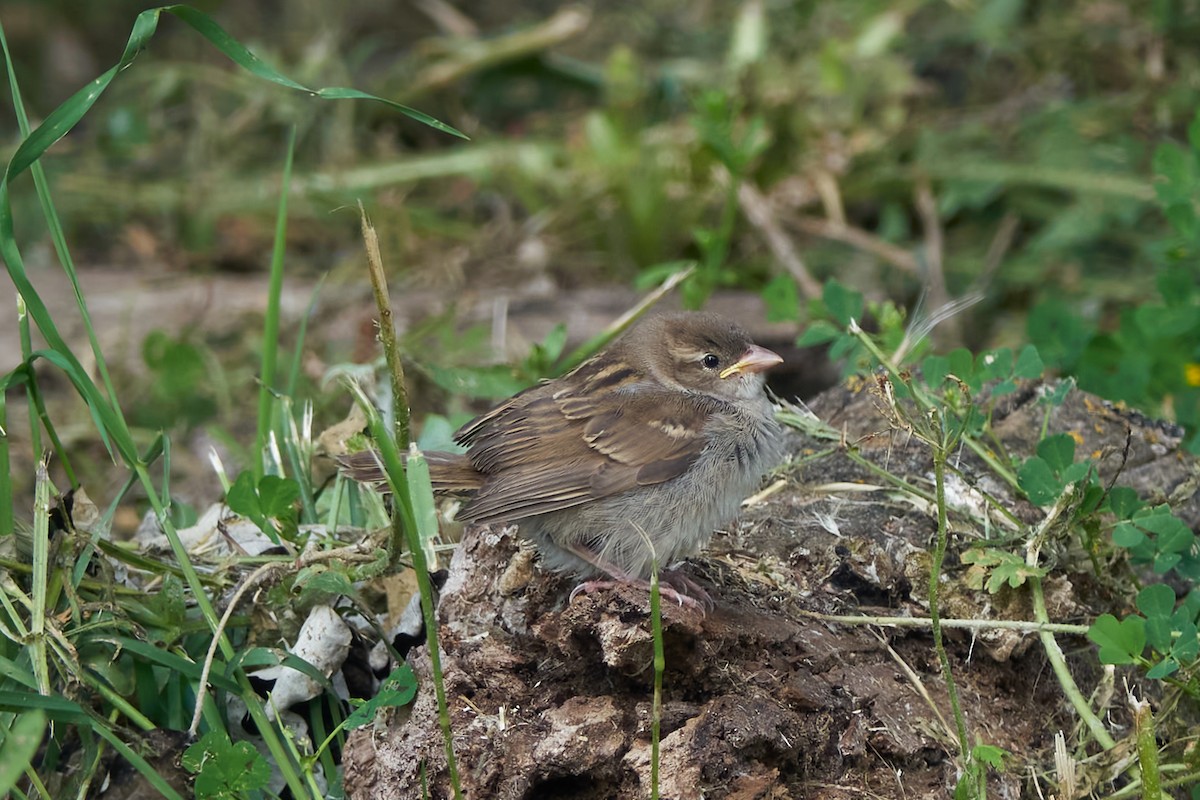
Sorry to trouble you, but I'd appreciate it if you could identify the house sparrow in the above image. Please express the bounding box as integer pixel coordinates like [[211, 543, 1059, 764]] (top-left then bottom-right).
[[342, 311, 783, 605]]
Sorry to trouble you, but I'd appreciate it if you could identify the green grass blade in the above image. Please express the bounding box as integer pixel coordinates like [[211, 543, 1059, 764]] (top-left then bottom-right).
[[110, 638, 240, 693], [0, 709, 45, 796], [89, 720, 186, 800], [0, 655, 38, 690], [5, 6, 462, 181], [256, 126, 297, 479], [165, 6, 466, 138], [0, 386, 9, 536], [401, 448, 462, 797], [0, 691, 88, 721]]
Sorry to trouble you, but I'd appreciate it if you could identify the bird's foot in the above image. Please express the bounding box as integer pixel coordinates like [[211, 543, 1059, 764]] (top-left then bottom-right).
[[568, 576, 706, 611], [660, 567, 714, 611], [564, 545, 711, 611]]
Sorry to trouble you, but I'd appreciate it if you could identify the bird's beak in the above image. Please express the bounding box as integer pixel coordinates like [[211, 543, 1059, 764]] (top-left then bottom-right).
[[719, 344, 783, 379]]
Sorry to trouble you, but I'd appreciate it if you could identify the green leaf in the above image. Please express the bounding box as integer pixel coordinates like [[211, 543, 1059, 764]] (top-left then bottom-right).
[[970, 743, 1008, 769], [226, 471, 264, 524], [1152, 143, 1197, 206], [184, 730, 271, 799], [1136, 505, 1189, 536], [1061, 461, 1091, 485], [1145, 616, 1175, 652], [1146, 658, 1179, 680], [991, 378, 1017, 397], [1182, 590, 1200, 620], [1077, 484, 1106, 516], [225, 472, 298, 540], [976, 347, 1013, 382], [1039, 378, 1075, 407], [1107, 486, 1142, 519], [415, 413, 466, 453], [1087, 614, 1146, 664], [1018, 457, 1059, 506], [294, 567, 356, 604], [948, 348, 975, 384], [1036, 433, 1077, 472], [1112, 522, 1145, 547], [1137, 585, 1176, 623], [345, 664, 419, 729], [796, 320, 841, 346], [961, 548, 1047, 592], [823, 280, 864, 327], [540, 324, 568, 364], [1013, 345, 1045, 379], [922, 354, 950, 389], [1153, 551, 1182, 573], [1157, 265, 1199, 306], [1171, 619, 1199, 661], [1157, 523, 1196, 554], [257, 475, 300, 519]]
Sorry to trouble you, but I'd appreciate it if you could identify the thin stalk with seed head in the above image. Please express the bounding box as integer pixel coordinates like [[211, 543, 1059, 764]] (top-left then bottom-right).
[[852, 323, 1019, 489]]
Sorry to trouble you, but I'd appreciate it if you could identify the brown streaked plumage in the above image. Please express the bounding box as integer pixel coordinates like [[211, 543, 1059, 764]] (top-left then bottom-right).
[[341, 311, 783, 602]]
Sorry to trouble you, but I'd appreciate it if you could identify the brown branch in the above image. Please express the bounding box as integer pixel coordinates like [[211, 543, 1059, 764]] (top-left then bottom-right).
[[791, 216, 920, 276], [737, 182, 822, 300]]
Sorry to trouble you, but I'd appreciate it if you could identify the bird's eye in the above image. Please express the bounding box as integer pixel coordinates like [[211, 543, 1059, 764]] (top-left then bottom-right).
[[702, 354, 720, 369]]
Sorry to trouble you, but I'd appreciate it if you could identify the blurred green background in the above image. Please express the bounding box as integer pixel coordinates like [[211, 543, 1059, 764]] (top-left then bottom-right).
[[3, 0, 1199, 481]]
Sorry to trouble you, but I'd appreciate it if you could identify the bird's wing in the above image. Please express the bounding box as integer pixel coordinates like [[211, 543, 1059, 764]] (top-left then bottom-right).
[[456, 381, 717, 523]]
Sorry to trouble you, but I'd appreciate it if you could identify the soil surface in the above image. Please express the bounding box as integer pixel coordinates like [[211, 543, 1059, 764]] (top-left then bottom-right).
[[341, 378, 1200, 799]]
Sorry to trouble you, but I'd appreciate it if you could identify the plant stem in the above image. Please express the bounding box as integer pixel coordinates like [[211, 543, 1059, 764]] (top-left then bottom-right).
[[1131, 694, 1162, 800], [650, 562, 663, 800], [794, 609, 1090, 635], [360, 204, 411, 449], [30, 459, 50, 695], [928, 412, 973, 767], [1024, 490, 1117, 751]]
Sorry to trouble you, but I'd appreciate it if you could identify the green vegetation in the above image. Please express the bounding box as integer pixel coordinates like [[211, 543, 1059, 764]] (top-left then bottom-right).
[[2, 1, 1200, 798]]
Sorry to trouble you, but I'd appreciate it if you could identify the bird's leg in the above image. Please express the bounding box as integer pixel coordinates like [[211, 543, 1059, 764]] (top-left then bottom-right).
[[565, 545, 707, 610]]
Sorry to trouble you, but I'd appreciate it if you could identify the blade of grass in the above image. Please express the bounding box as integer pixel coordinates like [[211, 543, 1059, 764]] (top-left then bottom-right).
[[88, 718, 186, 800], [0, 376, 10, 536], [0, 709, 45, 797], [276, 397, 318, 524], [4, 6, 462, 183], [256, 126, 296, 480]]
